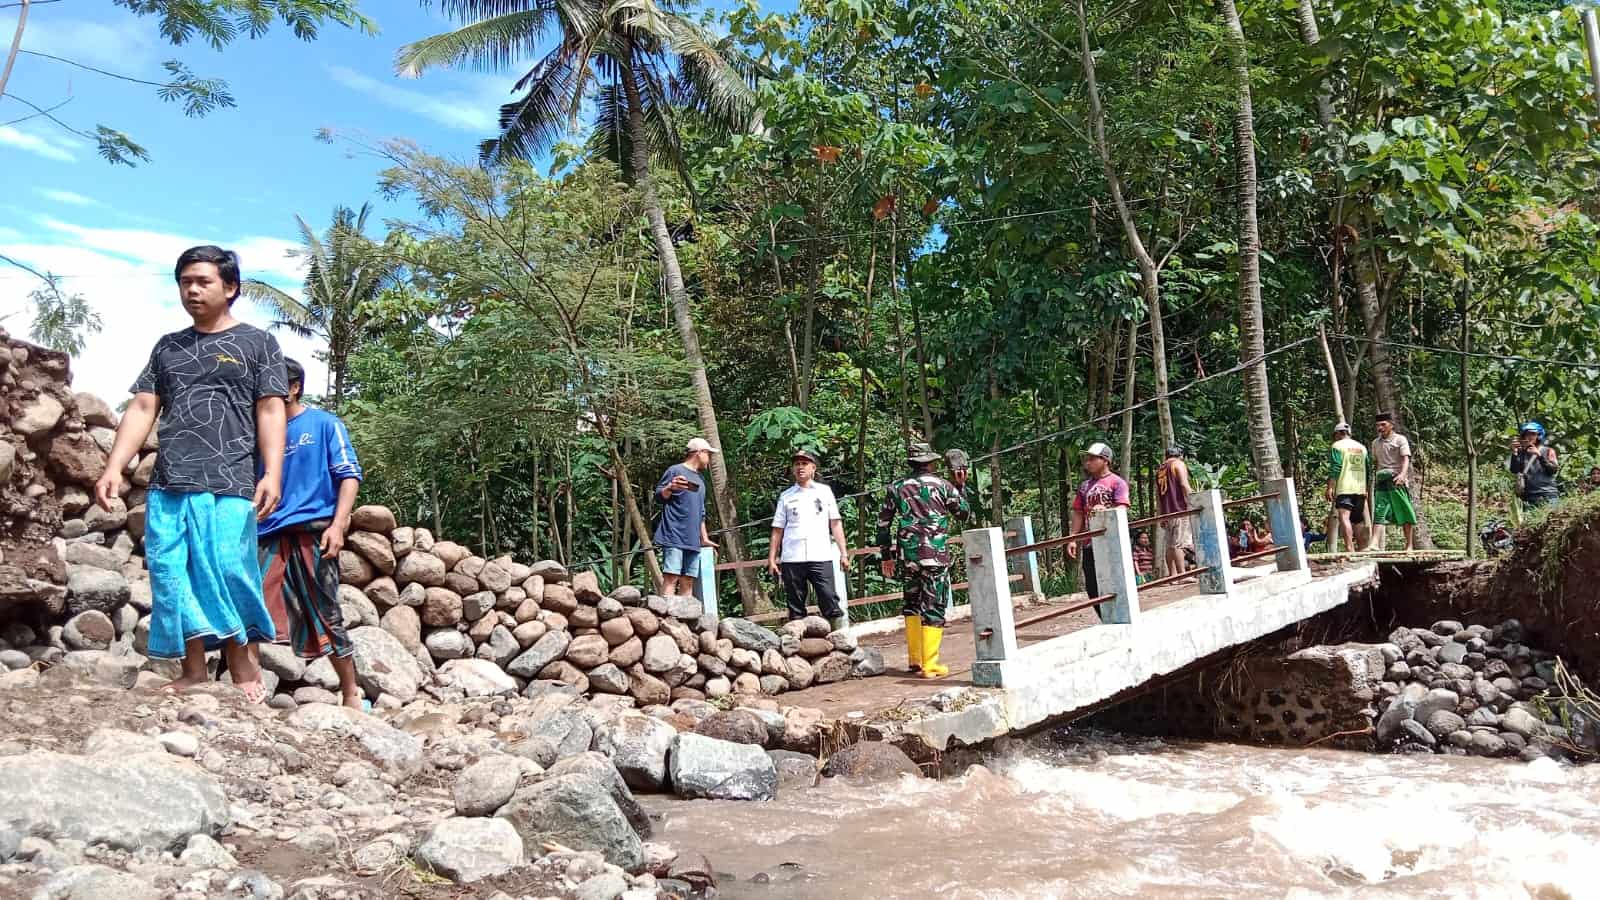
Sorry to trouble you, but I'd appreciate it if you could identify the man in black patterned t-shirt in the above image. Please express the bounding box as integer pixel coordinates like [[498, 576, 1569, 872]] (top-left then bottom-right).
[[95, 245, 287, 702]]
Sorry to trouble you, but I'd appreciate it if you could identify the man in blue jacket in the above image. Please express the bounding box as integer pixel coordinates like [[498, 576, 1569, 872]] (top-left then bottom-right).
[[257, 358, 365, 708]]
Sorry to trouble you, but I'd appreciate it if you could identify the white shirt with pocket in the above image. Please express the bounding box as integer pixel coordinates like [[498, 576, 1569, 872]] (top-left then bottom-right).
[[771, 481, 842, 563]]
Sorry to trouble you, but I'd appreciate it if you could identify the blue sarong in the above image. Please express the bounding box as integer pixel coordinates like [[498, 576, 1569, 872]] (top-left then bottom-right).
[[145, 489, 276, 659]]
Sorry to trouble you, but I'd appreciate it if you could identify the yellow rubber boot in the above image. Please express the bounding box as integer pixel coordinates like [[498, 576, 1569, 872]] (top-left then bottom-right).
[[920, 626, 949, 679], [903, 616, 923, 673]]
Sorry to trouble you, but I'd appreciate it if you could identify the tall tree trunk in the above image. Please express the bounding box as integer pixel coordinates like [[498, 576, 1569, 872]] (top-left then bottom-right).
[[1358, 257, 1434, 547], [855, 234, 878, 595], [611, 442, 664, 588], [988, 348, 1003, 524], [622, 66, 765, 609], [1119, 317, 1137, 467], [1076, 0, 1175, 448], [1293, 0, 1336, 126], [887, 218, 911, 440], [912, 301, 936, 442], [798, 184, 821, 410], [1460, 287, 1476, 558], [0, 0, 28, 102], [530, 448, 541, 558], [1219, 0, 1284, 481]]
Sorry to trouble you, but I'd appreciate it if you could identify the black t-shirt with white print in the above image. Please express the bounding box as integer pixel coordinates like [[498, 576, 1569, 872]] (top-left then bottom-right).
[[131, 323, 288, 499]]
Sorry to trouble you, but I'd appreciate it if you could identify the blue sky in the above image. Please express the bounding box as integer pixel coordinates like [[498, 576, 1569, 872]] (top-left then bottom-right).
[[0, 3, 550, 400]]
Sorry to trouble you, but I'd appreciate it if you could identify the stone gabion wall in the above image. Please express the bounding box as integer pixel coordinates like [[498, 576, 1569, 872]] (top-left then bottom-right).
[[0, 331, 885, 704]]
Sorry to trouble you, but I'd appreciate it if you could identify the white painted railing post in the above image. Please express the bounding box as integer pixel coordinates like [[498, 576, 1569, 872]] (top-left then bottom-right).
[[964, 526, 1018, 687], [1004, 515, 1042, 599], [1188, 489, 1235, 595], [1088, 507, 1141, 626], [1262, 477, 1310, 574], [693, 547, 719, 628], [831, 556, 851, 627]]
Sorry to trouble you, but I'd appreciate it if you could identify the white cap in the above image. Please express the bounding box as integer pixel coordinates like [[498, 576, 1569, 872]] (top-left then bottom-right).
[[1334, 422, 1351, 434], [686, 437, 720, 454], [1085, 442, 1114, 462]]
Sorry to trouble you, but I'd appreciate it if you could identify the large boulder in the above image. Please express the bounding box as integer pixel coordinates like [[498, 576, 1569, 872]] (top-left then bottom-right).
[[421, 587, 464, 627], [346, 531, 396, 576], [0, 751, 228, 851], [566, 634, 612, 669], [719, 618, 779, 654], [508, 630, 572, 679], [438, 658, 518, 697], [821, 742, 921, 782], [545, 752, 652, 838], [643, 634, 680, 673], [337, 550, 375, 587], [380, 605, 423, 653], [13, 392, 64, 436], [454, 759, 523, 817], [396, 551, 448, 588], [65, 566, 129, 616], [693, 710, 769, 747], [415, 817, 523, 884], [495, 775, 643, 871], [669, 733, 777, 801], [286, 703, 424, 774], [610, 713, 677, 792], [351, 505, 398, 533], [350, 625, 424, 703]]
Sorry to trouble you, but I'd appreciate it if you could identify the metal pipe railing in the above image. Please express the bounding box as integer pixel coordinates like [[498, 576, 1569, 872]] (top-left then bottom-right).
[[978, 593, 1115, 639], [1230, 544, 1285, 565], [1126, 506, 1202, 530], [1220, 491, 1281, 510], [1005, 528, 1105, 557]]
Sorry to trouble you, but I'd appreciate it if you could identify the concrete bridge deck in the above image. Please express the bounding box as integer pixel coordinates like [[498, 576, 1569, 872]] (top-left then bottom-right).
[[793, 559, 1377, 750]]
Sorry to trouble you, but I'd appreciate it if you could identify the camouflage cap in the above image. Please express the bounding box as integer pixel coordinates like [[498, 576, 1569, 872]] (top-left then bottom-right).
[[944, 447, 971, 470], [906, 442, 941, 464]]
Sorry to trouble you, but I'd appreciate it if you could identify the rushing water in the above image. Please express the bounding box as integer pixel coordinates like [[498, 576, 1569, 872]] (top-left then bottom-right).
[[648, 730, 1600, 899]]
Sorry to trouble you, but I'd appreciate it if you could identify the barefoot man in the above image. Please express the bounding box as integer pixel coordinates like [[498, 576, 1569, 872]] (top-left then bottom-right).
[[95, 246, 285, 701], [256, 357, 364, 709]]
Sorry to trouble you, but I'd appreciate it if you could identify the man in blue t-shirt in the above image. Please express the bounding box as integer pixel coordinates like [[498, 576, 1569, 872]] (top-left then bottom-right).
[[256, 358, 365, 708], [653, 438, 717, 596]]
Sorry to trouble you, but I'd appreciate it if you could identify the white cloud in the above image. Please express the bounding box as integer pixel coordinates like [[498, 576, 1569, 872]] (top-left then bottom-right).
[[0, 125, 78, 162], [0, 224, 325, 403], [36, 188, 99, 207], [19, 18, 158, 70], [326, 64, 499, 133]]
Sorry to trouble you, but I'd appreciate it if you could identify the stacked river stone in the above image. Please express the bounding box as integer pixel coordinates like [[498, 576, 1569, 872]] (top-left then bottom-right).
[[0, 344, 887, 706], [1372, 618, 1579, 761]]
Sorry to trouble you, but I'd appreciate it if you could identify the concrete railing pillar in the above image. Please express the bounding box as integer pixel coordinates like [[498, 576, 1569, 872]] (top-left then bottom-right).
[[831, 555, 851, 627], [693, 547, 719, 628], [1088, 507, 1140, 626], [963, 526, 1018, 687], [1004, 515, 1042, 599], [1262, 477, 1310, 574], [1188, 489, 1235, 595]]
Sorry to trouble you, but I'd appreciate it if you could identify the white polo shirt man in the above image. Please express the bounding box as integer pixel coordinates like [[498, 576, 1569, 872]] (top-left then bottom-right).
[[766, 449, 849, 626]]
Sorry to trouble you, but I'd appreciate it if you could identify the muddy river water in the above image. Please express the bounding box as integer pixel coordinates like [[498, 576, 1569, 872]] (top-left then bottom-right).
[[648, 729, 1600, 898]]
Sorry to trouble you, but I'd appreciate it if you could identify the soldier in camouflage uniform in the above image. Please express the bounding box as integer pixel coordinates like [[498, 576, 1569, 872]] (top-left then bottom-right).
[[877, 443, 971, 678]]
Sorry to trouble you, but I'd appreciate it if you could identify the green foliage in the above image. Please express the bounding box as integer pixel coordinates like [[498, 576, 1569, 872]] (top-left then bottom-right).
[[26, 277, 103, 357]]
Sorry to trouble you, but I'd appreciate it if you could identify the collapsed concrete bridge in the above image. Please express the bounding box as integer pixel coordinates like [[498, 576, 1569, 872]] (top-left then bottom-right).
[[756, 477, 1381, 750]]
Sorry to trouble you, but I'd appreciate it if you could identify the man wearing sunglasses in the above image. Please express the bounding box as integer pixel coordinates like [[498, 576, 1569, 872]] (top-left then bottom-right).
[[767, 448, 850, 630]]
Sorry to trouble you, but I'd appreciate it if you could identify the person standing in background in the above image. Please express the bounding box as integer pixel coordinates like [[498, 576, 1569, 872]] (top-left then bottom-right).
[[877, 443, 971, 678], [767, 448, 850, 631], [1508, 422, 1560, 509], [256, 357, 364, 709], [1156, 445, 1195, 577], [1325, 422, 1369, 554], [653, 438, 718, 596], [1369, 413, 1417, 551], [1067, 442, 1130, 601]]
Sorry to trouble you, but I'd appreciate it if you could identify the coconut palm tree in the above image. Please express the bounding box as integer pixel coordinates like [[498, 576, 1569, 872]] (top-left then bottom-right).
[[396, 0, 769, 607], [242, 203, 395, 411], [1218, 0, 1283, 481]]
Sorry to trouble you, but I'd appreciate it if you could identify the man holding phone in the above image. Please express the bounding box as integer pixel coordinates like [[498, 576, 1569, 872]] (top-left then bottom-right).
[[653, 438, 718, 596]]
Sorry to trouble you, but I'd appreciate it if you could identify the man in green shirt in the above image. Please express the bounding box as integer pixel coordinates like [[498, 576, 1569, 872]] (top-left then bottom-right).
[[1324, 422, 1369, 554]]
